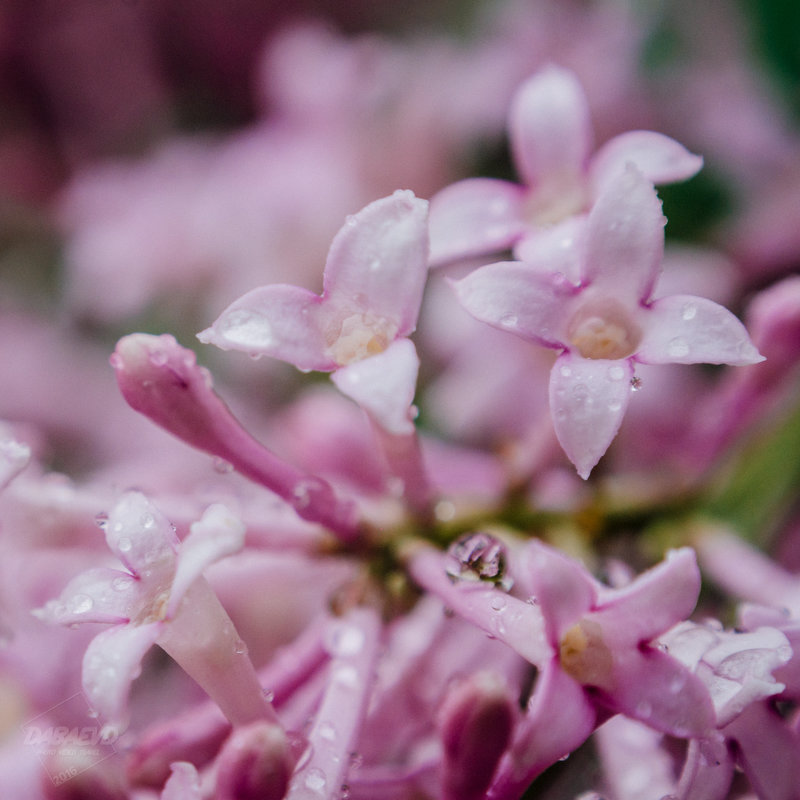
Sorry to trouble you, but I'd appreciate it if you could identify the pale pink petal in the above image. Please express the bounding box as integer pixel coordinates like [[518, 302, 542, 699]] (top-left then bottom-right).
[[33, 567, 138, 626], [636, 295, 764, 366], [168, 505, 245, 617], [517, 540, 595, 639], [583, 165, 665, 303], [593, 548, 701, 644], [331, 339, 419, 435], [452, 261, 578, 348], [509, 65, 593, 188], [589, 131, 704, 196], [105, 492, 178, 581], [161, 762, 203, 800], [322, 190, 429, 335], [548, 354, 634, 479], [428, 178, 527, 267], [609, 646, 715, 737], [197, 285, 334, 371], [82, 621, 163, 728], [512, 215, 587, 283], [676, 738, 734, 800]]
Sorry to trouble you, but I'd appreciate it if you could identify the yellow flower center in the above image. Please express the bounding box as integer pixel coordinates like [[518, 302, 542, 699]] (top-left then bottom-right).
[[559, 618, 615, 690], [567, 297, 641, 360], [326, 312, 397, 366]]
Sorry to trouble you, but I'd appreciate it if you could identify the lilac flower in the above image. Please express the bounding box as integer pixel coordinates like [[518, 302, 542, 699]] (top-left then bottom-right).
[[428, 64, 702, 268], [35, 492, 277, 734], [409, 539, 715, 796], [199, 191, 429, 437], [453, 165, 763, 477]]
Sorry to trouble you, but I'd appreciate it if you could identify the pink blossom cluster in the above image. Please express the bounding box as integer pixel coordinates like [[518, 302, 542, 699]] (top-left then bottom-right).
[[1, 2, 800, 800]]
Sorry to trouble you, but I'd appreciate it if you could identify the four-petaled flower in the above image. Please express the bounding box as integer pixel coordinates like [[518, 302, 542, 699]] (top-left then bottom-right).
[[428, 64, 703, 269], [199, 190, 429, 435], [453, 165, 763, 477], [34, 492, 271, 732]]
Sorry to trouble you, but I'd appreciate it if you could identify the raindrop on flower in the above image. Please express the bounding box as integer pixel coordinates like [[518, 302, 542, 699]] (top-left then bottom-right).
[[140, 512, 155, 529], [117, 537, 132, 553], [667, 336, 690, 358], [630, 376, 642, 392], [71, 594, 93, 614], [213, 457, 234, 474], [327, 624, 365, 657], [112, 576, 134, 591], [445, 532, 512, 590], [304, 767, 327, 793], [318, 722, 337, 741], [607, 365, 625, 381], [681, 303, 697, 320], [94, 512, 108, 529]]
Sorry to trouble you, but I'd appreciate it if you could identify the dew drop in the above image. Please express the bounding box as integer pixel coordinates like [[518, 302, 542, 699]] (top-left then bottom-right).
[[681, 303, 697, 321], [140, 512, 155, 529], [608, 399, 622, 412], [560, 365, 572, 378], [117, 537, 132, 553], [607, 364, 625, 381], [233, 639, 247, 655], [332, 665, 358, 687], [318, 721, 337, 741], [94, 512, 109, 529], [667, 337, 690, 358], [149, 349, 168, 367], [445, 532, 512, 589], [71, 594, 93, 614], [219, 309, 274, 349], [369, 258, 381, 272], [500, 314, 519, 328], [304, 767, 327, 793], [340, 784, 351, 799], [213, 457, 234, 474], [630, 376, 642, 392], [112, 576, 134, 591], [490, 595, 507, 612], [263, 689, 275, 702]]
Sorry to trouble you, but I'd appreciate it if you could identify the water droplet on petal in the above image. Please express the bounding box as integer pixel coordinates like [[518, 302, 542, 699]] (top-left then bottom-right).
[[71, 594, 93, 614], [607, 364, 625, 381], [445, 532, 512, 590], [668, 337, 690, 358], [500, 314, 519, 328], [140, 512, 155, 529], [94, 513, 109, 529], [112, 576, 134, 591], [305, 767, 327, 793], [148, 348, 168, 367], [213, 457, 234, 474], [318, 722, 337, 741], [630, 376, 642, 392], [560, 365, 572, 378], [490, 595, 507, 612], [327, 624, 365, 657], [117, 537, 132, 553], [681, 303, 697, 321], [608, 399, 622, 412]]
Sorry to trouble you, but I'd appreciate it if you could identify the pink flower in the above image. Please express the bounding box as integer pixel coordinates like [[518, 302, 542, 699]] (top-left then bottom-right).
[[199, 191, 429, 437], [409, 539, 715, 797], [35, 492, 277, 734], [453, 165, 763, 478], [428, 64, 702, 268]]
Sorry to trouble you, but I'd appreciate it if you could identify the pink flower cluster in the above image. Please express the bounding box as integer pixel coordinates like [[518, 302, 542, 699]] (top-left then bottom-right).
[[2, 2, 800, 800]]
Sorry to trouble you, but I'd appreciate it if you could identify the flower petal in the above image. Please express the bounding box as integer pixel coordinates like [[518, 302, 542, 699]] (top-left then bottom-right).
[[513, 215, 587, 284], [548, 354, 634, 479], [105, 492, 178, 582], [198, 285, 334, 371], [161, 762, 203, 800], [323, 190, 429, 335], [331, 338, 419, 435], [452, 261, 577, 348], [636, 294, 764, 365], [589, 131, 703, 196], [593, 547, 701, 644], [583, 165, 665, 303], [489, 661, 596, 798], [517, 540, 595, 640], [33, 567, 138, 626], [82, 621, 163, 729], [168, 505, 245, 617], [609, 646, 715, 737], [428, 178, 527, 267], [509, 66, 593, 188]]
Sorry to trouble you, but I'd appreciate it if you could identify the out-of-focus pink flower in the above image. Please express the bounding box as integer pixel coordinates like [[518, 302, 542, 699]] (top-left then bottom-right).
[[454, 166, 762, 477], [199, 191, 429, 437], [428, 65, 701, 269]]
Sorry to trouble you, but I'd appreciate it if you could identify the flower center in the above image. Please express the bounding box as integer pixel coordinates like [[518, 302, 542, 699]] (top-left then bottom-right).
[[559, 618, 614, 690], [525, 172, 588, 227], [567, 297, 640, 360], [326, 312, 397, 366]]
